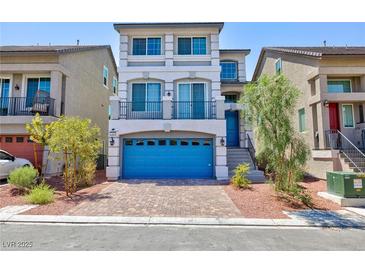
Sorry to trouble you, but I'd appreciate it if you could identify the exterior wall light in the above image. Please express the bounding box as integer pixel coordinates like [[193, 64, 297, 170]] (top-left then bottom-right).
[[109, 128, 117, 146], [323, 100, 329, 107], [220, 137, 225, 146], [14, 84, 20, 90]]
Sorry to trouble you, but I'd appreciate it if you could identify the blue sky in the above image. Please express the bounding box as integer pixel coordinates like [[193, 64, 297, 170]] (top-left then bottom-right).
[[1, 22, 365, 80]]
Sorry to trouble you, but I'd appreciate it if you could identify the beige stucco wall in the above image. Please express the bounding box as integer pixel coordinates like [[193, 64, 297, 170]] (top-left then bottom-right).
[[257, 51, 319, 151], [254, 51, 365, 178], [59, 49, 117, 147]]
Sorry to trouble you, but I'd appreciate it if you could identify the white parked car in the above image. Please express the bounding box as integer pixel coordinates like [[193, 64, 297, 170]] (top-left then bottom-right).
[[0, 150, 33, 180]]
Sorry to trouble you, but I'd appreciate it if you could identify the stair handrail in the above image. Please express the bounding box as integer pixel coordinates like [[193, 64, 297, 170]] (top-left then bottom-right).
[[246, 134, 257, 169], [336, 130, 365, 172]]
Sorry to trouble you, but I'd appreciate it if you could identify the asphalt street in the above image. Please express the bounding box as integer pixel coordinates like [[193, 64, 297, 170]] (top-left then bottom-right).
[[1, 223, 365, 251]]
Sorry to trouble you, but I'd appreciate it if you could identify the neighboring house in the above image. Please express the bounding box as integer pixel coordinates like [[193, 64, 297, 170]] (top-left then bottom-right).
[[107, 22, 265, 181], [253, 47, 365, 178], [0, 45, 117, 175]]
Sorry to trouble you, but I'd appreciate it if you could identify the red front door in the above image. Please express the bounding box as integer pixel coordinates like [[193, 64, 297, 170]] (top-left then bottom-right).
[[329, 103, 340, 130]]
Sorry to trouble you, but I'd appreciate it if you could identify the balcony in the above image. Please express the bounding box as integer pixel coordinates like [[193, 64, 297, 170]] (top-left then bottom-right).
[[120, 101, 163, 120], [172, 101, 216, 119], [117, 100, 217, 120], [0, 97, 56, 116]]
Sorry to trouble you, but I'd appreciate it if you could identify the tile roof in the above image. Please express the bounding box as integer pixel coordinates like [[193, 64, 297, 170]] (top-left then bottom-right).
[[264, 46, 365, 57], [0, 45, 111, 54], [252, 46, 365, 81]]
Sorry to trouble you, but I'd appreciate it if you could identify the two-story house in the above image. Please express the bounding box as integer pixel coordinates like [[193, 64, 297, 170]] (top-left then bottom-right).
[[0, 45, 117, 175], [253, 47, 365, 178], [107, 22, 265, 181]]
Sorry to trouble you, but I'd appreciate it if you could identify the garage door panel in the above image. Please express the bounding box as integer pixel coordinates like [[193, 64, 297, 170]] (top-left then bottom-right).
[[122, 138, 213, 179]]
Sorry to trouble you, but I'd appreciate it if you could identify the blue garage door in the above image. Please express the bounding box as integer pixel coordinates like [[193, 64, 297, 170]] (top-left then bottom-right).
[[122, 138, 213, 179]]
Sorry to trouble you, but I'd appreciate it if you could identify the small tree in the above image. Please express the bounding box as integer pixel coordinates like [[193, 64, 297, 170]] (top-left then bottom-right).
[[26, 113, 52, 177], [241, 74, 311, 205], [47, 116, 101, 196]]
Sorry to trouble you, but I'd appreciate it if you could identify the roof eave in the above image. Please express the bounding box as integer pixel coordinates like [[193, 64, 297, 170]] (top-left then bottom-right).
[[113, 22, 225, 33]]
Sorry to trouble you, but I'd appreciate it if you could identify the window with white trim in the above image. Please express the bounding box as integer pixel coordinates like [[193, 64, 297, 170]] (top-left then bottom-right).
[[220, 61, 238, 80], [103, 66, 108, 87], [132, 38, 161, 55], [177, 37, 207, 55], [112, 77, 118, 94], [342, 104, 354, 128], [131, 83, 161, 111], [275, 58, 282, 74], [298, 108, 306, 132], [328, 80, 352, 93]]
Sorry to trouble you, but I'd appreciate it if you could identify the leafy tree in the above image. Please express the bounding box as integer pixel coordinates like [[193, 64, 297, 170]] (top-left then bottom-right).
[[26, 113, 52, 176], [241, 74, 311, 205], [47, 116, 101, 196]]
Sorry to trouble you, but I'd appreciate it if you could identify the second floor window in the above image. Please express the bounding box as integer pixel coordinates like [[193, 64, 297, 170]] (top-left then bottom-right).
[[112, 77, 118, 94], [103, 66, 109, 87], [327, 80, 351, 93], [220, 62, 238, 80], [26, 77, 50, 107], [178, 37, 207, 55], [0, 78, 10, 97], [298, 108, 306, 132], [132, 83, 161, 111], [132, 38, 161, 55], [275, 58, 282, 74]]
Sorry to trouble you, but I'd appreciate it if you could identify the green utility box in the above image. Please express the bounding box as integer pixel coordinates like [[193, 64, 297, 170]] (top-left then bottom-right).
[[326, 171, 365, 198]]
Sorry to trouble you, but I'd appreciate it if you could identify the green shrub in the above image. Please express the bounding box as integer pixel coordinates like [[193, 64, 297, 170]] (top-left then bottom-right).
[[8, 166, 38, 191], [232, 163, 251, 189], [25, 183, 54, 204]]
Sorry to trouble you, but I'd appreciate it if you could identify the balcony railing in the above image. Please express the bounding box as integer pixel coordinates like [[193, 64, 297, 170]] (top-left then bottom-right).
[[120, 101, 163, 119], [0, 97, 56, 116], [172, 101, 216, 119]]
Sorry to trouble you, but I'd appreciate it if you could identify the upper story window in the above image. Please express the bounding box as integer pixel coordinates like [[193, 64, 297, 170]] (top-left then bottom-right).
[[224, 94, 238, 103], [275, 58, 282, 74], [327, 80, 351, 93], [220, 61, 238, 81], [112, 77, 118, 94], [103, 66, 109, 87], [26, 77, 50, 107], [298, 108, 306, 132], [131, 83, 161, 111], [177, 37, 207, 55], [132, 38, 161, 55], [0, 78, 10, 97]]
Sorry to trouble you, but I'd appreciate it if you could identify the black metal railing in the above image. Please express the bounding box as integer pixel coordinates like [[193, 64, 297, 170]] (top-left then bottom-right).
[[120, 101, 163, 119], [0, 97, 56, 116], [325, 129, 365, 172], [172, 101, 216, 119], [246, 134, 257, 169]]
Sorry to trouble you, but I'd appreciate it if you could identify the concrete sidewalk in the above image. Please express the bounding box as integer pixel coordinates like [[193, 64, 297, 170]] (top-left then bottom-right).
[[1, 210, 365, 228]]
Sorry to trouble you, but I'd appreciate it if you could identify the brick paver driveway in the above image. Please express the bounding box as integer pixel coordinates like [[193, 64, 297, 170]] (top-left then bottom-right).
[[66, 180, 242, 217]]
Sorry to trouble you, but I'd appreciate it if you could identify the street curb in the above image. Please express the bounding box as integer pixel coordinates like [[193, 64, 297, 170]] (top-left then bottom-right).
[[1, 214, 365, 228]]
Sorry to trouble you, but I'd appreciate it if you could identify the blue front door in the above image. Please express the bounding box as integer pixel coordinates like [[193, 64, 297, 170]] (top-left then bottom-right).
[[225, 111, 239, 147], [122, 138, 213, 179]]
